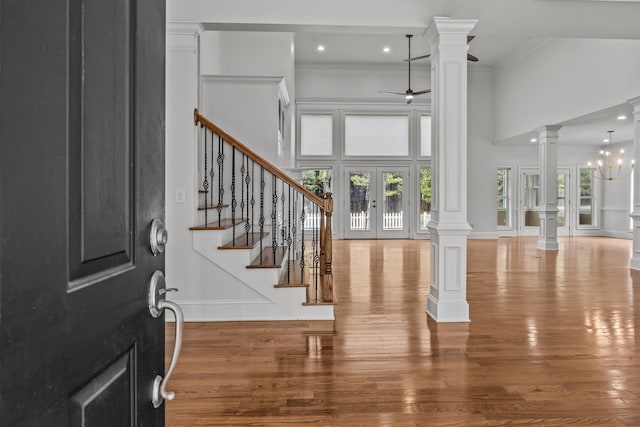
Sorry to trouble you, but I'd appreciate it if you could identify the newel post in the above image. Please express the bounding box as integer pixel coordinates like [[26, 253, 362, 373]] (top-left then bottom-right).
[[323, 192, 334, 302]]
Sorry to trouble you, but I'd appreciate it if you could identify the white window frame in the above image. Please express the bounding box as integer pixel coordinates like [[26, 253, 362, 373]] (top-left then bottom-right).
[[576, 166, 599, 230], [296, 110, 338, 161], [497, 166, 513, 231]]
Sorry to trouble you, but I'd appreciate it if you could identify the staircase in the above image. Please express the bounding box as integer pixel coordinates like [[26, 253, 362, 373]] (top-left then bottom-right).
[[189, 109, 335, 320]]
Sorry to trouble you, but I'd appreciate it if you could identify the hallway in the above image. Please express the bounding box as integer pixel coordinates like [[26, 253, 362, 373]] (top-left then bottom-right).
[[166, 237, 640, 426]]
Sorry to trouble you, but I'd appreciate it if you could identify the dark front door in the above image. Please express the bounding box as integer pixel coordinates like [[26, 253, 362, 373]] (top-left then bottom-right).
[[0, 0, 166, 425]]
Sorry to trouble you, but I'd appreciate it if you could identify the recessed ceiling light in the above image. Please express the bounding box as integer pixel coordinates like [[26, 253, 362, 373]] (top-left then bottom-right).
[[317, 45, 325, 52], [617, 115, 628, 120], [530, 138, 537, 143], [383, 46, 391, 53]]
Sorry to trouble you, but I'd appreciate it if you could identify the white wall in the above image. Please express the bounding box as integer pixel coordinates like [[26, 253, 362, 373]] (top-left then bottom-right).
[[600, 140, 634, 238], [296, 64, 429, 102], [494, 39, 640, 142], [166, 26, 267, 314], [200, 31, 295, 167], [468, 68, 497, 238]]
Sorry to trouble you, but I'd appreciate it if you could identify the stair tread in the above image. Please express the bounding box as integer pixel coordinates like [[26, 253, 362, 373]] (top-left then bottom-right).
[[275, 260, 308, 287], [189, 217, 244, 231], [197, 204, 229, 211], [219, 232, 268, 250], [247, 246, 287, 269]]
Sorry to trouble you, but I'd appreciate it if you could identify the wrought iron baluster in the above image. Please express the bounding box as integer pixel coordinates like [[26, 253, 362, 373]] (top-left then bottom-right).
[[242, 155, 250, 246], [259, 166, 265, 263], [210, 130, 214, 218], [217, 136, 224, 225], [271, 175, 278, 263], [300, 196, 306, 282], [231, 147, 237, 244], [287, 185, 292, 283], [251, 162, 255, 236], [202, 128, 209, 226], [281, 180, 285, 246], [313, 203, 320, 302]]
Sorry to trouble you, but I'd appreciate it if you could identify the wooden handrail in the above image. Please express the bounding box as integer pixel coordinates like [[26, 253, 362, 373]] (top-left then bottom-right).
[[194, 109, 329, 212]]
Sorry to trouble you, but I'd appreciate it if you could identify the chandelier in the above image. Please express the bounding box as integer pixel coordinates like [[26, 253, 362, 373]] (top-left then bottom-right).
[[587, 130, 634, 181]]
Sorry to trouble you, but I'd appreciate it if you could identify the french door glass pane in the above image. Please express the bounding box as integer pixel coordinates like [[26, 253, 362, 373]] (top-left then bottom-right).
[[524, 174, 540, 227], [557, 173, 566, 227], [383, 172, 403, 230], [497, 168, 510, 227], [349, 172, 371, 231], [419, 168, 432, 230], [579, 168, 593, 227]]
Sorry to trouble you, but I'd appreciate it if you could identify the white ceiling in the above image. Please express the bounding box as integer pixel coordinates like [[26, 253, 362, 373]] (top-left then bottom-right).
[[202, 0, 640, 146]]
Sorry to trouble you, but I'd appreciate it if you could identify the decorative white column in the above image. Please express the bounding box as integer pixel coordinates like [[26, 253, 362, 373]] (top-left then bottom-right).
[[629, 97, 640, 269], [536, 125, 561, 250], [425, 17, 477, 322]]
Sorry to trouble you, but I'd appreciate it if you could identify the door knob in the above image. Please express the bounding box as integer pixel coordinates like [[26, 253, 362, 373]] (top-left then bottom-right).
[[150, 218, 168, 255], [148, 271, 184, 408]]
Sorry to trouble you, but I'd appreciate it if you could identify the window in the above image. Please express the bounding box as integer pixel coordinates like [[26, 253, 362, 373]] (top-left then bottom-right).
[[557, 173, 566, 227], [300, 115, 333, 156], [419, 167, 432, 231], [344, 115, 409, 156], [420, 116, 432, 157], [578, 168, 594, 227], [497, 168, 511, 228]]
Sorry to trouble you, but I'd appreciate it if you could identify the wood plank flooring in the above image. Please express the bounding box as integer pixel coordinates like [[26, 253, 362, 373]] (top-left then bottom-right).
[[166, 237, 640, 426]]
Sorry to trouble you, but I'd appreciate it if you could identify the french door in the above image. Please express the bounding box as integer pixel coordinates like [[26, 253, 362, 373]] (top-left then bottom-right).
[[344, 166, 410, 238], [519, 168, 571, 236]]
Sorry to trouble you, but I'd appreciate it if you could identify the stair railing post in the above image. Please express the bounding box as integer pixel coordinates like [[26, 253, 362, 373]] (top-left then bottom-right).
[[323, 192, 334, 303], [319, 202, 326, 302]]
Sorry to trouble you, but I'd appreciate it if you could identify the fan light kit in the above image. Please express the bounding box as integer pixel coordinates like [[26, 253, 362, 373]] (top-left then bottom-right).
[[379, 35, 430, 104]]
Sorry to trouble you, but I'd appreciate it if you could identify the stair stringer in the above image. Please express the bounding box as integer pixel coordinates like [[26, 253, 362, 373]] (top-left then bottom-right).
[[190, 230, 334, 321]]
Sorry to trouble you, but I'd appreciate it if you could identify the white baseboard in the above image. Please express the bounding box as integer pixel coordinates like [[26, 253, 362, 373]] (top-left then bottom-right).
[[469, 231, 499, 239], [602, 230, 633, 239], [167, 299, 335, 322]]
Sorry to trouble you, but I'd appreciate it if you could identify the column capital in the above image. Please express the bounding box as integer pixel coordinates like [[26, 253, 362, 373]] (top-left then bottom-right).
[[627, 96, 640, 109], [536, 125, 562, 137], [425, 17, 478, 42]]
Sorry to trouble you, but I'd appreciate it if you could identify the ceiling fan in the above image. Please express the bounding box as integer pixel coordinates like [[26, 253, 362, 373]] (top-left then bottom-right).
[[406, 35, 479, 63], [379, 34, 430, 104]]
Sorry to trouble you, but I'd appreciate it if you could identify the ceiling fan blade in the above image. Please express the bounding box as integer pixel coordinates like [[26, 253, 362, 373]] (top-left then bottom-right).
[[467, 53, 479, 62], [411, 89, 431, 95], [404, 54, 430, 62], [379, 91, 408, 96], [467, 35, 476, 43]]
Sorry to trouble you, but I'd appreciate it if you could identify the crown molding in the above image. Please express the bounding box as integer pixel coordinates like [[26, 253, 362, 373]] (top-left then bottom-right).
[[494, 38, 552, 75]]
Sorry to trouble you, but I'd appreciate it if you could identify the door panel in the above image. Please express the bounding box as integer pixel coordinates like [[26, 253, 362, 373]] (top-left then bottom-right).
[[344, 167, 409, 238], [0, 0, 166, 424]]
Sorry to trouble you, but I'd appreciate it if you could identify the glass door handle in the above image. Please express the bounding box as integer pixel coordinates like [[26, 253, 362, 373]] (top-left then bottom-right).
[[148, 271, 184, 408]]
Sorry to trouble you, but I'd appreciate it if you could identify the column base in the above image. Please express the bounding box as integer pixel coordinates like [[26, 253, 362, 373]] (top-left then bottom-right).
[[536, 238, 558, 251], [426, 295, 469, 322]]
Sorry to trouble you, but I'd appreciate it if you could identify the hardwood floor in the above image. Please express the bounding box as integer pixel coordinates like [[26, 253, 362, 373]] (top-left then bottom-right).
[[166, 237, 640, 426]]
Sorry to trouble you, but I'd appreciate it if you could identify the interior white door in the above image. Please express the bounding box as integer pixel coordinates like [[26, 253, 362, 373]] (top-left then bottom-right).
[[344, 166, 410, 239], [519, 168, 572, 236]]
